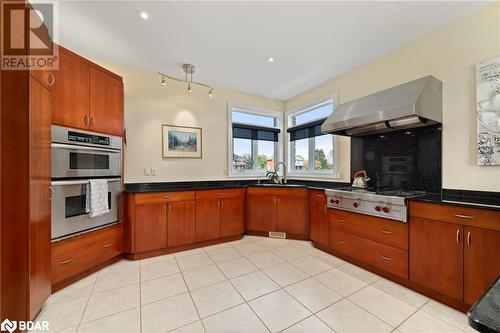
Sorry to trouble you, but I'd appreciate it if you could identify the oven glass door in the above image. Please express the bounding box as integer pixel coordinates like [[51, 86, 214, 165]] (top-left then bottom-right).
[[52, 143, 121, 178], [51, 179, 121, 239]]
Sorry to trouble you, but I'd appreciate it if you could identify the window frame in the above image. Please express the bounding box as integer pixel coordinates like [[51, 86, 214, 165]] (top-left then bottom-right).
[[285, 94, 340, 179], [228, 103, 283, 178]]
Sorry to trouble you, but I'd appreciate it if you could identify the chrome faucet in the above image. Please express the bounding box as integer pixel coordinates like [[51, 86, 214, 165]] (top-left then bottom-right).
[[274, 162, 288, 184]]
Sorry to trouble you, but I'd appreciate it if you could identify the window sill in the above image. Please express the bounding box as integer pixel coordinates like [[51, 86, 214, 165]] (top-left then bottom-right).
[[288, 172, 341, 180]]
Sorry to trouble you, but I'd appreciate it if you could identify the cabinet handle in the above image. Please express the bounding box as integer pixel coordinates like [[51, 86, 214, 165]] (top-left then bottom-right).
[[84, 115, 89, 125], [338, 240, 347, 244], [217, 192, 223, 195], [456, 229, 461, 244], [48, 186, 54, 200], [316, 194, 324, 198], [338, 219, 347, 223], [168, 205, 171, 214], [454, 214, 473, 219], [103, 243, 113, 248], [90, 116, 95, 127], [59, 259, 72, 265], [48, 72, 55, 86], [379, 254, 392, 261], [164, 196, 170, 200], [324, 205, 327, 214], [380, 229, 393, 234], [467, 232, 471, 247], [221, 200, 224, 209]]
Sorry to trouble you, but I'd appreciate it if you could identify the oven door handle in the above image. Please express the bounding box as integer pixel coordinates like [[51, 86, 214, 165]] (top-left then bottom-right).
[[51, 178, 121, 186], [51, 143, 121, 154]]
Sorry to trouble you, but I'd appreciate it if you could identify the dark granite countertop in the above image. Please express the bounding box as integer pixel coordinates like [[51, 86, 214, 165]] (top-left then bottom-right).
[[124, 179, 350, 193], [408, 189, 500, 211], [468, 277, 500, 333]]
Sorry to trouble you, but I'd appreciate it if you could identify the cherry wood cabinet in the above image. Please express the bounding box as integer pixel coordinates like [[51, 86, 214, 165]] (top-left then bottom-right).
[[309, 190, 328, 246], [409, 217, 464, 301], [134, 204, 168, 252], [220, 197, 245, 237], [195, 199, 220, 241], [51, 46, 123, 136], [463, 226, 500, 305], [246, 187, 309, 237], [167, 201, 196, 247]]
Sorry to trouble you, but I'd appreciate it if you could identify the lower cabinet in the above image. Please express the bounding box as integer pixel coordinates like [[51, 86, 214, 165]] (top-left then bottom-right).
[[51, 224, 123, 287], [220, 197, 245, 237], [247, 193, 277, 232], [168, 201, 196, 247], [310, 190, 328, 247], [134, 204, 168, 252]]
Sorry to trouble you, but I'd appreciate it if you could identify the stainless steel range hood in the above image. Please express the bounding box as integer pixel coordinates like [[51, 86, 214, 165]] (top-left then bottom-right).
[[321, 75, 442, 136]]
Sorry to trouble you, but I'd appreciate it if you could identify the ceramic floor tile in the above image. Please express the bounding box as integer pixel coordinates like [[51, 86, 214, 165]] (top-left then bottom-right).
[[174, 247, 205, 258], [35, 296, 88, 331], [230, 271, 280, 301], [191, 281, 244, 318], [282, 315, 335, 333], [217, 257, 258, 278], [317, 299, 393, 333], [249, 290, 311, 332], [233, 242, 268, 256], [141, 273, 188, 305], [141, 293, 199, 333], [77, 307, 140, 333], [82, 284, 140, 323], [288, 240, 320, 254], [262, 262, 308, 287], [372, 278, 429, 308], [289, 255, 333, 276], [421, 300, 476, 332], [170, 321, 205, 333], [176, 252, 214, 271], [271, 245, 308, 261], [46, 274, 97, 305], [92, 260, 140, 293], [337, 262, 381, 284], [314, 268, 367, 296], [285, 278, 343, 313], [206, 246, 243, 263], [348, 285, 417, 327], [182, 264, 226, 290], [312, 251, 345, 267], [398, 310, 463, 333], [247, 251, 285, 269], [140, 255, 180, 281], [203, 303, 268, 333]]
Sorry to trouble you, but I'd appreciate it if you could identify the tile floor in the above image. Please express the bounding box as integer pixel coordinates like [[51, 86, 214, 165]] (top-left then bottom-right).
[[34, 235, 475, 333]]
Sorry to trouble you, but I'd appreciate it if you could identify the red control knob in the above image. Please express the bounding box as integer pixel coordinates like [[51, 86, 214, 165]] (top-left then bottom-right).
[[335, 199, 340, 204], [382, 206, 391, 213], [353, 202, 359, 208], [330, 199, 335, 204], [375, 205, 381, 212]]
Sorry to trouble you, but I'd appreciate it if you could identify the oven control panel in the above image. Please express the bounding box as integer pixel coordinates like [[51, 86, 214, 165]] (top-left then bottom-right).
[[68, 131, 110, 146]]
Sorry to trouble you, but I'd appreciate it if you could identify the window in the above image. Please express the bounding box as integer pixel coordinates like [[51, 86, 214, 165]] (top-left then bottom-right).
[[287, 98, 338, 177], [229, 105, 282, 176]]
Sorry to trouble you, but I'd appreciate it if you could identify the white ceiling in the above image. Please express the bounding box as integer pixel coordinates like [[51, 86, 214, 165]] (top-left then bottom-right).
[[57, 1, 489, 101]]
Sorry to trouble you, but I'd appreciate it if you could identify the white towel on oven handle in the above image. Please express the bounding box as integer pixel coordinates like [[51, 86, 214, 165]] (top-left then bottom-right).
[[88, 179, 109, 217]]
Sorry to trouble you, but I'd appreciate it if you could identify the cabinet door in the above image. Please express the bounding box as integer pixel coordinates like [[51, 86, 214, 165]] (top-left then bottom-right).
[[134, 204, 168, 252], [167, 201, 196, 247], [195, 199, 220, 241], [220, 197, 244, 237], [310, 191, 328, 246], [410, 217, 463, 300], [247, 195, 277, 232], [89, 66, 124, 136], [52, 47, 90, 130], [277, 196, 309, 235], [28, 77, 52, 318], [464, 226, 500, 305]]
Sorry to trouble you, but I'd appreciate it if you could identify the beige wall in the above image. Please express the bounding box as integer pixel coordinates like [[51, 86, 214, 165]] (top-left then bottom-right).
[[286, 4, 500, 192], [96, 63, 284, 183]]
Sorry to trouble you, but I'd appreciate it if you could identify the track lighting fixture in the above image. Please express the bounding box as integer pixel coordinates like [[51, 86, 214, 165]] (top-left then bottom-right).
[[158, 64, 213, 97]]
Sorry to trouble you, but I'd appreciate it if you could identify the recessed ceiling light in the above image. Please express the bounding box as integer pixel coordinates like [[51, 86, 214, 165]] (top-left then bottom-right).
[[267, 57, 275, 63], [137, 10, 150, 21]]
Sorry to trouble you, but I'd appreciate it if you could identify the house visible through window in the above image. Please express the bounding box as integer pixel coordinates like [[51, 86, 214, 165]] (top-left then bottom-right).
[[229, 106, 281, 176], [287, 99, 337, 175]]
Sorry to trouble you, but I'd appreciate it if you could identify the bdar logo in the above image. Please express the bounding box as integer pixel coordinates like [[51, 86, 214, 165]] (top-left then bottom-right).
[[0, 319, 17, 333]]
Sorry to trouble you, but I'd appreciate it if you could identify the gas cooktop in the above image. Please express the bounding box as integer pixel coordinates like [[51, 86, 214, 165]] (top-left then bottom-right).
[[334, 186, 427, 198]]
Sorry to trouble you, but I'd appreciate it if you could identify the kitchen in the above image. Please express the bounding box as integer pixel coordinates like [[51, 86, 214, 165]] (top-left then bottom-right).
[[1, 1, 499, 333]]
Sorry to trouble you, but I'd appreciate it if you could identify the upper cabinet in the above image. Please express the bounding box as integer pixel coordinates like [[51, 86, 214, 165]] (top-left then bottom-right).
[[52, 46, 124, 136]]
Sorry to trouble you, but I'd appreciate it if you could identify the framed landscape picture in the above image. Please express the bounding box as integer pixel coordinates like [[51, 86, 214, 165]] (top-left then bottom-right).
[[162, 125, 202, 158]]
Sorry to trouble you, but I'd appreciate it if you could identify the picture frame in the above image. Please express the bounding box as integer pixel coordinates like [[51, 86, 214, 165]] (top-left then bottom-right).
[[162, 124, 202, 158]]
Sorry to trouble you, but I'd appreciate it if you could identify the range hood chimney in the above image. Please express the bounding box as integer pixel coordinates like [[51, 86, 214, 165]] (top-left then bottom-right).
[[321, 75, 442, 136]]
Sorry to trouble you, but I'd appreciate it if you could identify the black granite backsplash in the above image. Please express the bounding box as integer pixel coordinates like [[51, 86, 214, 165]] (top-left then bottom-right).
[[351, 125, 442, 193]]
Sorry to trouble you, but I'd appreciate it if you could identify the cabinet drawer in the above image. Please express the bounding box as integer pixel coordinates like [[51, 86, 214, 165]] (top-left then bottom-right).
[[329, 209, 408, 250], [196, 188, 244, 200], [247, 186, 308, 198], [52, 224, 123, 285], [410, 201, 500, 231], [135, 191, 195, 204], [330, 229, 408, 279]]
